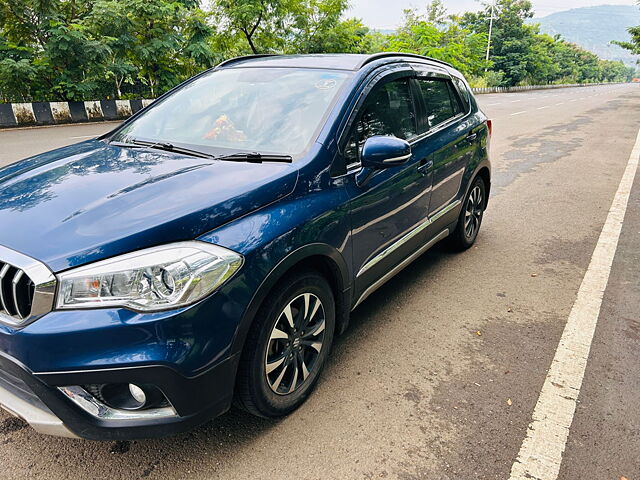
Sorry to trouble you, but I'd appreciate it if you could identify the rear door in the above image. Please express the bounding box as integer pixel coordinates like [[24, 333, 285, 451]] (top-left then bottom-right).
[[413, 71, 475, 216]]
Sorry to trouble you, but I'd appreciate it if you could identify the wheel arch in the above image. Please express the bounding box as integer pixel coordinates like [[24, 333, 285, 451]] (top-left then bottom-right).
[[230, 244, 352, 358], [465, 161, 491, 209], [475, 165, 491, 208]]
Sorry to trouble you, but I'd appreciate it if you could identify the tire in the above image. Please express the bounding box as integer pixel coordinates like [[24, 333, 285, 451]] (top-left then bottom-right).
[[235, 270, 335, 418], [447, 176, 486, 251]]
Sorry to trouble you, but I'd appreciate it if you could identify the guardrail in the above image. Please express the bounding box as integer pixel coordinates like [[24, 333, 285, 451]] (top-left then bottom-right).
[[470, 82, 619, 94], [0, 99, 154, 129], [0, 82, 627, 129]]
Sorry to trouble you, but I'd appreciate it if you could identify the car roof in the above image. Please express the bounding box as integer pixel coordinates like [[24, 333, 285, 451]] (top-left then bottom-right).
[[216, 53, 454, 72]]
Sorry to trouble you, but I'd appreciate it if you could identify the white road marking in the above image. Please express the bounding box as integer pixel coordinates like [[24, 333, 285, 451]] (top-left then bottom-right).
[[487, 102, 502, 106], [510, 111, 527, 116], [511, 100, 522, 103], [536, 106, 549, 110], [555, 102, 565, 106], [509, 126, 640, 480]]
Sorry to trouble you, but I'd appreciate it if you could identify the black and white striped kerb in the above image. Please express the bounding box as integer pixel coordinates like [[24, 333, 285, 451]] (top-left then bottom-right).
[[0, 99, 154, 128]]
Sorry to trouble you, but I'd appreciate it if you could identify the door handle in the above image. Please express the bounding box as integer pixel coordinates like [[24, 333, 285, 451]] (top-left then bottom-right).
[[465, 133, 478, 142], [417, 159, 433, 175]]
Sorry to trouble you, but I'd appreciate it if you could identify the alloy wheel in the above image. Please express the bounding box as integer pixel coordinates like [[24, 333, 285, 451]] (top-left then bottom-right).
[[265, 293, 326, 395], [464, 185, 483, 239]]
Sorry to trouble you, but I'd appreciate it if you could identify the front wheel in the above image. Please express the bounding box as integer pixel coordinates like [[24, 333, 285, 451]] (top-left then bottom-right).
[[235, 270, 335, 418], [447, 177, 486, 250]]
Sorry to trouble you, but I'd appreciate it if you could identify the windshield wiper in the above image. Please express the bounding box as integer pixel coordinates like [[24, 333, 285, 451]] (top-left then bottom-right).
[[130, 139, 215, 159], [110, 138, 215, 159], [214, 152, 293, 164], [110, 139, 292, 163], [108, 141, 144, 149]]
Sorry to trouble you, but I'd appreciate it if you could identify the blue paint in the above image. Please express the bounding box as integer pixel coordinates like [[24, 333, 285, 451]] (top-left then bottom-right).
[[361, 136, 412, 168], [0, 54, 490, 437]]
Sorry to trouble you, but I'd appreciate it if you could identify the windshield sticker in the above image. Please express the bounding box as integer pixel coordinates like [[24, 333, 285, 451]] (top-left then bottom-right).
[[315, 79, 337, 90]]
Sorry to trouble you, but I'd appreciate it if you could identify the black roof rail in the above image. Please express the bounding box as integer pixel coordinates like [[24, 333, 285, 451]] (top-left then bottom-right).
[[216, 54, 280, 69], [356, 52, 453, 70]]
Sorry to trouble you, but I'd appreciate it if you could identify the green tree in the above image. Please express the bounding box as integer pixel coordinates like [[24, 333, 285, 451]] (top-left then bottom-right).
[[213, 0, 288, 54], [286, 0, 371, 54], [0, 0, 106, 100], [0, 0, 632, 103], [212, 0, 366, 55], [0, 0, 217, 101], [525, 33, 559, 84], [0, 33, 38, 102], [599, 60, 635, 82], [612, 2, 639, 59], [620, 24, 640, 55], [84, 1, 138, 98], [461, 0, 539, 86], [385, 5, 488, 77]]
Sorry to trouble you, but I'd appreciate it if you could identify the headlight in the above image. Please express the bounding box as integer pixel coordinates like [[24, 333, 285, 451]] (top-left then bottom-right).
[[56, 242, 243, 312]]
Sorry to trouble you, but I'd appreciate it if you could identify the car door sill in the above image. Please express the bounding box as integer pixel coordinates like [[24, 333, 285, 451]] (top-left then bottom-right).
[[351, 228, 450, 311]]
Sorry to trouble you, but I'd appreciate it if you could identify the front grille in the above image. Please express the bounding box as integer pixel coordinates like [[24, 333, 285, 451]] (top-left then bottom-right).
[[0, 262, 36, 321], [0, 245, 56, 327]]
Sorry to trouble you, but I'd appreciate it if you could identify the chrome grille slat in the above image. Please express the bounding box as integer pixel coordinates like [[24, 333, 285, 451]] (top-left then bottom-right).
[[0, 245, 56, 327], [0, 263, 11, 315], [12, 269, 25, 320]]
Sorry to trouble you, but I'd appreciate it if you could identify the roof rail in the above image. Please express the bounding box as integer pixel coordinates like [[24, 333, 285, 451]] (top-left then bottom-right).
[[216, 54, 280, 69], [356, 52, 453, 70]]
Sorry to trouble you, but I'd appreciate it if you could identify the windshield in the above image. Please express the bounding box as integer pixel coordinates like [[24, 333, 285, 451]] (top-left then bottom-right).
[[111, 68, 352, 157]]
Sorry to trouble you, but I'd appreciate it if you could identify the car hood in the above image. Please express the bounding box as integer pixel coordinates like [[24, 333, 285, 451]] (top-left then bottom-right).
[[0, 140, 299, 271]]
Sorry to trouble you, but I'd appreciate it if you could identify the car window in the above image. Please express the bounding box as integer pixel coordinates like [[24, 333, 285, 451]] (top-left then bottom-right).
[[342, 77, 417, 168], [452, 76, 471, 112], [448, 82, 464, 116], [112, 68, 352, 158], [416, 78, 462, 131]]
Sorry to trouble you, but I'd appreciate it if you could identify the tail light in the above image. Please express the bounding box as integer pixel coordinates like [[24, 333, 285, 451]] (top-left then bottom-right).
[[487, 119, 493, 137]]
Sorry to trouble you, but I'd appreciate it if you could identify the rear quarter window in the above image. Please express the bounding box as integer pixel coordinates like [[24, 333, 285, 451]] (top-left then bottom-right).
[[452, 76, 471, 112]]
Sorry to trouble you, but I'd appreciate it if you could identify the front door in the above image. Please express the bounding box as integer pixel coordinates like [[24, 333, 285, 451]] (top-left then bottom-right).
[[340, 73, 433, 302]]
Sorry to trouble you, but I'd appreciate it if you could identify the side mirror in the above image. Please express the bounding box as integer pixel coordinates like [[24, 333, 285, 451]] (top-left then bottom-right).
[[361, 135, 412, 169]]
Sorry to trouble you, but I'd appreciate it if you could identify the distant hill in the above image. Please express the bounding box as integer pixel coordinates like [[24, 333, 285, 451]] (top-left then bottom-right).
[[529, 5, 640, 67]]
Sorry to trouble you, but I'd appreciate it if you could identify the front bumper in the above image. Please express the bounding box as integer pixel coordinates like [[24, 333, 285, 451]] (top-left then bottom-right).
[[0, 360, 75, 437], [0, 262, 254, 440], [0, 349, 239, 440]]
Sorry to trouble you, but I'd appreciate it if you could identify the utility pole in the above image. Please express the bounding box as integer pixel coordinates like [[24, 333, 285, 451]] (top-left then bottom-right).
[[485, 0, 497, 65]]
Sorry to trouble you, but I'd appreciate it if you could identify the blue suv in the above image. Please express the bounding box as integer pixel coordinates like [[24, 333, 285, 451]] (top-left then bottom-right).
[[0, 53, 490, 439]]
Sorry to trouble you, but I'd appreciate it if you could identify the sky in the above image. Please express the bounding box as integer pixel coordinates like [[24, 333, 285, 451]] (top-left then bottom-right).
[[346, 0, 638, 29]]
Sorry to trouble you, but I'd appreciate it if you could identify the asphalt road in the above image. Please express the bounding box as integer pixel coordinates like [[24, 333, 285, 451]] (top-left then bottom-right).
[[0, 83, 639, 480]]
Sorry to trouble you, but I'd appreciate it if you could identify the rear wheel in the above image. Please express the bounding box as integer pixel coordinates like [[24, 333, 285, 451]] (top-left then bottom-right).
[[235, 270, 335, 417], [448, 176, 486, 250]]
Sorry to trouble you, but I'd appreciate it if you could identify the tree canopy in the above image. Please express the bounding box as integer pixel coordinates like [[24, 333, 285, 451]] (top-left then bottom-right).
[[613, 1, 640, 62], [0, 0, 635, 103]]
